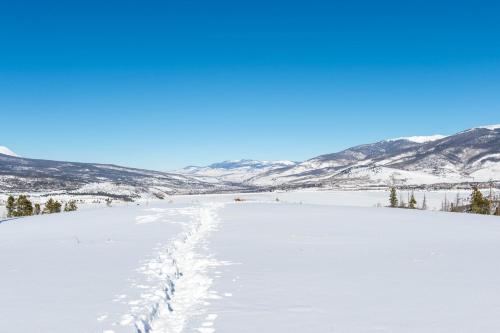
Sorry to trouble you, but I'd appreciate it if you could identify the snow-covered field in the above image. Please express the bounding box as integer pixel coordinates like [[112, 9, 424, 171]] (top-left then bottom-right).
[[173, 188, 497, 211], [1, 190, 500, 332]]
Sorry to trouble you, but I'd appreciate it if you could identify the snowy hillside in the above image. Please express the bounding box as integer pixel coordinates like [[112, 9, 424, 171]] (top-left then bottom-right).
[[387, 134, 447, 143], [2, 124, 499, 199], [2, 191, 500, 332], [248, 125, 500, 188], [0, 153, 243, 201], [0, 146, 18, 157], [178, 159, 297, 183]]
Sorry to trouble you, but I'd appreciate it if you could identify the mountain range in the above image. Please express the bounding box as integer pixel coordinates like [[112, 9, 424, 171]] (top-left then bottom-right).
[[178, 159, 298, 184], [0, 153, 239, 200], [1, 124, 499, 199], [179, 124, 500, 189]]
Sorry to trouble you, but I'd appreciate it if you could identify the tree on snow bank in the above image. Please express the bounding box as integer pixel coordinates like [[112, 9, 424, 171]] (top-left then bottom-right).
[[44, 198, 62, 214], [6, 195, 33, 217], [64, 200, 78, 212], [389, 187, 398, 208]]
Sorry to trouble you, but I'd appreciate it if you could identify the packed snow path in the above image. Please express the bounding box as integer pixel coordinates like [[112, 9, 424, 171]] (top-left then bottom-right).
[[136, 203, 226, 333], [2, 193, 500, 332]]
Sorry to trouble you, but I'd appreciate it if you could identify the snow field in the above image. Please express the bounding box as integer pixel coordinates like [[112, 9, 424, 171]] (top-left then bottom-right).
[[0, 202, 219, 332], [199, 202, 500, 332], [1, 190, 500, 332]]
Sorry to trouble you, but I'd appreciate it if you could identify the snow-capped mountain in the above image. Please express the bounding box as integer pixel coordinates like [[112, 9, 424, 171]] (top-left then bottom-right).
[[248, 125, 500, 188], [178, 159, 298, 183], [0, 146, 18, 157], [1, 124, 498, 197], [387, 135, 447, 143], [0, 153, 243, 200]]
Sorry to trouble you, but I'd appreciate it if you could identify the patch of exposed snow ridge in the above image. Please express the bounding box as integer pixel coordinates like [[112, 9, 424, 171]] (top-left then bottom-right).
[[388, 135, 446, 143], [476, 124, 500, 130], [208, 159, 296, 169], [0, 146, 19, 157]]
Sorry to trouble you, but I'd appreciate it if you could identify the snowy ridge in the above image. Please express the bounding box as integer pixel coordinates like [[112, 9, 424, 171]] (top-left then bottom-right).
[[475, 124, 500, 130], [0, 154, 240, 199], [178, 159, 298, 183], [1, 124, 499, 196], [248, 125, 500, 187], [0, 146, 18, 157], [387, 135, 446, 143], [118, 203, 226, 333]]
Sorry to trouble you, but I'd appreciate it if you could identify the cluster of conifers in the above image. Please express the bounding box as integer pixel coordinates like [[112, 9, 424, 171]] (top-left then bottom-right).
[[389, 186, 500, 215], [6, 195, 78, 218]]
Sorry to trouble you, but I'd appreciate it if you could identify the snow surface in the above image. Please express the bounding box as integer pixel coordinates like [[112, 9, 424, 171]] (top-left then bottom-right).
[[0, 201, 228, 332], [198, 203, 500, 332], [1, 191, 500, 332], [387, 134, 447, 143], [0, 146, 18, 157], [476, 124, 500, 130]]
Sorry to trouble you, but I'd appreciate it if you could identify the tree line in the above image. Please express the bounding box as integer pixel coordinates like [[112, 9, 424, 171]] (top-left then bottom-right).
[[6, 195, 78, 218], [389, 186, 500, 216]]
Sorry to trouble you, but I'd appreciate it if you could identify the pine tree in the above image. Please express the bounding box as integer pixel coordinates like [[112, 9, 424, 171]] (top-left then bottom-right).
[[64, 200, 78, 212], [44, 198, 62, 214], [421, 194, 427, 210], [470, 186, 491, 215], [16, 195, 33, 216], [53, 200, 62, 213], [6, 195, 16, 217], [389, 187, 398, 207], [409, 192, 417, 209], [442, 193, 449, 212], [43, 198, 54, 214], [34, 203, 41, 215]]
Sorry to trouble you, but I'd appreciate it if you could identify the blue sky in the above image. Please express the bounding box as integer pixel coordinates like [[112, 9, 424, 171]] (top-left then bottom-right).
[[1, 0, 499, 170]]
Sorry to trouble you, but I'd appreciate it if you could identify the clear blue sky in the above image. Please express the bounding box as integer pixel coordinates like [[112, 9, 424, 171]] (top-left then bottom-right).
[[1, 0, 499, 170]]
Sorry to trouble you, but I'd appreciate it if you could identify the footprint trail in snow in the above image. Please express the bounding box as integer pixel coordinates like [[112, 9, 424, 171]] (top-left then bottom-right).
[[106, 202, 227, 333]]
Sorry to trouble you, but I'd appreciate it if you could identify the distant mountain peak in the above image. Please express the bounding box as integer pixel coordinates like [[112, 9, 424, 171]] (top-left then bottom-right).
[[475, 124, 500, 131], [248, 124, 500, 187], [0, 146, 19, 157], [208, 159, 296, 169], [387, 135, 446, 143], [178, 159, 298, 183]]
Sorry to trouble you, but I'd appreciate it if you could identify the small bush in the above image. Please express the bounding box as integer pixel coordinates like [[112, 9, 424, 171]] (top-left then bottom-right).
[[64, 200, 78, 212]]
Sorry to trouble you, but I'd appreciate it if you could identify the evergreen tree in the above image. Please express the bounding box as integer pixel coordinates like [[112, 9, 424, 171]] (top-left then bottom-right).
[[34, 203, 41, 215], [495, 205, 500, 216], [442, 193, 449, 212], [409, 192, 417, 209], [16, 195, 33, 216], [44, 198, 62, 214], [53, 200, 62, 213], [389, 187, 398, 208], [470, 186, 491, 215], [43, 198, 54, 214], [6, 195, 16, 218], [64, 200, 78, 212], [421, 194, 427, 210]]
